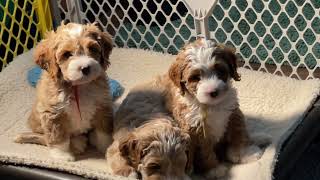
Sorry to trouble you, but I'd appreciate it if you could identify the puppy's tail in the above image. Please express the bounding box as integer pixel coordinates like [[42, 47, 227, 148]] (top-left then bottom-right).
[[14, 132, 47, 146], [250, 132, 272, 147]]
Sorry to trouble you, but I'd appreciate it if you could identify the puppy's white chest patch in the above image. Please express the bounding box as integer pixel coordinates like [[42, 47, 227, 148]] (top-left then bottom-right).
[[206, 108, 231, 141], [185, 102, 233, 142]]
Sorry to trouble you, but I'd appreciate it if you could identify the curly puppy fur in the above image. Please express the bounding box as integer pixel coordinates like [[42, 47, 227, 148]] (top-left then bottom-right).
[[106, 83, 192, 180], [111, 38, 263, 178], [14, 23, 114, 161], [166, 38, 264, 178]]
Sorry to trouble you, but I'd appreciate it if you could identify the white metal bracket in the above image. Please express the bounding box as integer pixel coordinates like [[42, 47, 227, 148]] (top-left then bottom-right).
[[182, 0, 219, 39], [66, 0, 83, 23]]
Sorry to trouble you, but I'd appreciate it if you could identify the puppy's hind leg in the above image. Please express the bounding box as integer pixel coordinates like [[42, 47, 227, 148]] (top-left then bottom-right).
[[70, 135, 88, 154], [238, 133, 272, 163], [225, 108, 251, 163], [205, 164, 228, 179], [90, 106, 113, 153], [89, 129, 113, 153], [14, 132, 47, 145], [50, 138, 75, 162], [195, 144, 228, 179], [44, 119, 75, 161], [250, 132, 272, 147]]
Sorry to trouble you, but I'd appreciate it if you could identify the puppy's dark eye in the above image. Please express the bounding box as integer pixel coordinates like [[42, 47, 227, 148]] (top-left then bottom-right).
[[188, 74, 200, 82], [215, 67, 227, 76], [216, 68, 226, 76], [147, 163, 161, 171], [88, 32, 98, 40], [214, 65, 229, 81], [62, 51, 72, 60], [88, 45, 101, 54]]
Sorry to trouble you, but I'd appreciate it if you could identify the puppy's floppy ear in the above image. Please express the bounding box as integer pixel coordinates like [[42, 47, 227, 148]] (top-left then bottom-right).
[[119, 134, 137, 158], [168, 53, 187, 95], [98, 31, 113, 70], [142, 141, 161, 157], [86, 23, 113, 70], [119, 134, 142, 168], [33, 39, 59, 80], [216, 45, 241, 81]]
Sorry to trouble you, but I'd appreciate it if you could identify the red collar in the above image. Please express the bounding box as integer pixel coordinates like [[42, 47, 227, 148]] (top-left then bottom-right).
[[73, 86, 83, 121]]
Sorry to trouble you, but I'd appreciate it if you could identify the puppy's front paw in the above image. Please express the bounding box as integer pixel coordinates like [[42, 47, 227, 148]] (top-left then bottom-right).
[[205, 164, 228, 179], [114, 166, 138, 178], [50, 148, 75, 161], [128, 171, 139, 179], [70, 135, 87, 154], [89, 130, 113, 153], [240, 145, 263, 163], [227, 147, 242, 163]]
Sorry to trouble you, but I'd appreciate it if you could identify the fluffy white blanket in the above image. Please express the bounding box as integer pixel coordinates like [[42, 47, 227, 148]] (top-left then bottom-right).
[[0, 48, 319, 180]]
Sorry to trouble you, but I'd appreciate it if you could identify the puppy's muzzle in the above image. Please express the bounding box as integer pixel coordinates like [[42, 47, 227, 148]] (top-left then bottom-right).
[[67, 55, 102, 85]]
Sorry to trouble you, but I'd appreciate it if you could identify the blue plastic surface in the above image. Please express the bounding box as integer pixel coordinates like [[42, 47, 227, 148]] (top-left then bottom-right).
[[27, 66, 124, 100]]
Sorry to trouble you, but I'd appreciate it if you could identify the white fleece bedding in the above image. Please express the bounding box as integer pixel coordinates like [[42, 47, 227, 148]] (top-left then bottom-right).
[[0, 48, 319, 180]]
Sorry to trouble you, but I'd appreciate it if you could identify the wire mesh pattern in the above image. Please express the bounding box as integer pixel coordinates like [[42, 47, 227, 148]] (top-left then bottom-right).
[[56, 0, 320, 79], [0, 0, 51, 71], [57, 0, 197, 55], [209, 0, 320, 79]]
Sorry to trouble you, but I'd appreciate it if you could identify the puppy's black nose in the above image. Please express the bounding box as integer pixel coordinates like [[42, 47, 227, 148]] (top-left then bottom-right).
[[81, 66, 90, 76], [210, 91, 219, 98]]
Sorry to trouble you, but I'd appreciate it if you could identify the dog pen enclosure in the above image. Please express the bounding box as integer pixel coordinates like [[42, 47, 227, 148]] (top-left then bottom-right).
[[0, 0, 52, 70], [1, 0, 320, 80], [51, 0, 320, 80], [0, 0, 320, 179]]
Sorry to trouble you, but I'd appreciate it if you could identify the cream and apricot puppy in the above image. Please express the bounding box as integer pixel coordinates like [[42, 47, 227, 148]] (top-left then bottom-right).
[[15, 23, 114, 161], [106, 84, 192, 180]]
